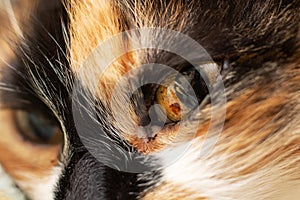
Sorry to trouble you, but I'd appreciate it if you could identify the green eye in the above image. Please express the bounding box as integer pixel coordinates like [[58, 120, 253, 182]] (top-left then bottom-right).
[[15, 111, 63, 145]]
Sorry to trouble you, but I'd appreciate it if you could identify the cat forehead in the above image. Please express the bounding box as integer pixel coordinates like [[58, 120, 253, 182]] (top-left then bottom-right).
[[68, 0, 298, 70]]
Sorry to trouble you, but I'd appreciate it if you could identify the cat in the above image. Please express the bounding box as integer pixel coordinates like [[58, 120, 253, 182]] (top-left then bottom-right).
[[0, 0, 299, 199]]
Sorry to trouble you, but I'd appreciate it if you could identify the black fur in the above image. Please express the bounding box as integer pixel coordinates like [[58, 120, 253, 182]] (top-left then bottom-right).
[[0, 1, 160, 199]]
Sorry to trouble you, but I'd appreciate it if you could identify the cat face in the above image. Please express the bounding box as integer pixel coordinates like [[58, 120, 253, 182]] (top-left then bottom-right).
[[0, 0, 299, 199]]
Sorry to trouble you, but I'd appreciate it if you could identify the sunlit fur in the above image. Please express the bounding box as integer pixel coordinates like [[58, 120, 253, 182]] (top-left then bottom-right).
[[67, 1, 300, 199]]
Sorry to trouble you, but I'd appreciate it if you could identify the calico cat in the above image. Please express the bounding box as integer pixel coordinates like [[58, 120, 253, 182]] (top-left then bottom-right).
[[0, 0, 299, 199]]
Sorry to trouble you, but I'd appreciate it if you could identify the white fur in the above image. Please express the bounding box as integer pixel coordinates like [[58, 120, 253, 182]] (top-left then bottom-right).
[[0, 165, 25, 200], [15, 166, 62, 200], [158, 139, 300, 200]]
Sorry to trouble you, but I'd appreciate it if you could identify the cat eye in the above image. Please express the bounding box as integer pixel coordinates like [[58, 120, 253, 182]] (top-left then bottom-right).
[[14, 110, 63, 145], [156, 63, 219, 122], [0, 109, 62, 187]]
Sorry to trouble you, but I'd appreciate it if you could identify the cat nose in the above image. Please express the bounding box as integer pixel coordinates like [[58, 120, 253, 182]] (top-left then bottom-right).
[[54, 149, 148, 200]]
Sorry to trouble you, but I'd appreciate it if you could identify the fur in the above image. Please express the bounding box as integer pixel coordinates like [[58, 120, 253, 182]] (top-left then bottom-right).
[[0, 0, 299, 199]]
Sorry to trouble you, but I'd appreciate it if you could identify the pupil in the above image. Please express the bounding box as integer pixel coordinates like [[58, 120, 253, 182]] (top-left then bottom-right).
[[27, 113, 56, 141]]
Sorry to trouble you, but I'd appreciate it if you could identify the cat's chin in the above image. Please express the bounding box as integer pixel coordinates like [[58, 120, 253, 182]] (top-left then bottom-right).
[[0, 165, 25, 200]]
